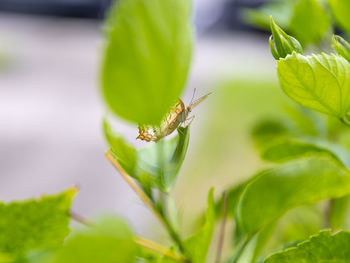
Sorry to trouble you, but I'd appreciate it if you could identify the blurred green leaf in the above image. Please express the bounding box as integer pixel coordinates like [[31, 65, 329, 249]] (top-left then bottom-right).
[[138, 126, 190, 191], [333, 35, 350, 63], [264, 230, 350, 262], [53, 218, 137, 263], [251, 221, 277, 262], [255, 205, 324, 262], [242, 1, 293, 30], [329, 0, 350, 34], [0, 189, 76, 257], [215, 182, 248, 219], [184, 188, 215, 263], [102, 0, 193, 125], [260, 137, 350, 167], [251, 118, 290, 148], [283, 104, 329, 137], [277, 52, 350, 118], [289, 0, 331, 45], [236, 155, 350, 237], [104, 120, 190, 192], [329, 195, 350, 230], [104, 119, 137, 176]]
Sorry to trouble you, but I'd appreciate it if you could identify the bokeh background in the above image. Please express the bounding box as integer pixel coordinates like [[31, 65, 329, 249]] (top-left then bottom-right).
[[0, 0, 286, 258]]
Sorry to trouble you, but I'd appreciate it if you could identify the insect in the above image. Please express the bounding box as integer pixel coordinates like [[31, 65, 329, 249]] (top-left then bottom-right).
[[136, 90, 212, 142]]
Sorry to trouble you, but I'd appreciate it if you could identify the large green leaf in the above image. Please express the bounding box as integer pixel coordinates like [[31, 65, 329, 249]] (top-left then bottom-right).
[[260, 137, 350, 167], [53, 218, 137, 263], [264, 230, 350, 262], [184, 188, 215, 263], [0, 188, 76, 257], [236, 156, 350, 237], [102, 0, 193, 125], [277, 52, 350, 119], [329, 0, 350, 34], [104, 120, 190, 192], [289, 0, 331, 45]]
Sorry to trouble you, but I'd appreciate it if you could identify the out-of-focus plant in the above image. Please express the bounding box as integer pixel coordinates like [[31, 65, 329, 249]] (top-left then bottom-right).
[[7, 0, 350, 262], [230, 18, 350, 262], [243, 0, 332, 47]]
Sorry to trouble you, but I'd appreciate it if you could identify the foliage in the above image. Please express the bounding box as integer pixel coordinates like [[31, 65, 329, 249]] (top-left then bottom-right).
[[101, 0, 193, 125], [329, 0, 350, 33], [277, 52, 350, 119], [0, 189, 76, 261], [104, 118, 190, 192], [265, 230, 350, 262], [244, 0, 331, 46], [236, 155, 350, 237], [9, 0, 350, 262], [184, 188, 215, 263], [52, 218, 137, 263], [288, 0, 331, 45]]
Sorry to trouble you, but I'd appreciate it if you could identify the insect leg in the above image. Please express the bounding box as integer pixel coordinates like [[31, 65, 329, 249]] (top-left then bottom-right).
[[184, 115, 195, 126]]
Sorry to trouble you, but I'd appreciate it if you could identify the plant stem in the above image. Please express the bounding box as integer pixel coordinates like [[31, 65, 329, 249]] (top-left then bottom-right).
[[215, 191, 228, 263], [105, 151, 190, 262], [159, 191, 188, 258], [105, 152, 163, 222], [70, 210, 95, 227], [135, 237, 185, 262]]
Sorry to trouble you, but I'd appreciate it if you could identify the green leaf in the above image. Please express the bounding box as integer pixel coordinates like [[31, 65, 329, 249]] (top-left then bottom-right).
[[277, 52, 350, 118], [329, 0, 350, 34], [184, 188, 215, 263], [260, 137, 350, 167], [215, 182, 248, 219], [104, 120, 190, 191], [289, 0, 331, 46], [53, 218, 137, 263], [236, 155, 350, 237], [0, 188, 76, 256], [102, 0, 193, 125], [264, 230, 350, 262], [251, 118, 289, 148], [242, 1, 293, 30], [283, 104, 326, 137], [137, 126, 190, 191], [251, 118, 290, 148], [104, 119, 137, 176], [329, 195, 350, 230], [333, 35, 350, 63]]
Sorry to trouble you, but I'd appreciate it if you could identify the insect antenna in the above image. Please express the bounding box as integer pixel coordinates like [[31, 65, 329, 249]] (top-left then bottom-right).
[[188, 91, 212, 109], [189, 88, 197, 105]]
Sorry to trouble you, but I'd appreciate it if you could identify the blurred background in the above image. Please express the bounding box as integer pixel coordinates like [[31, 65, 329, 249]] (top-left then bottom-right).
[[0, 0, 286, 259]]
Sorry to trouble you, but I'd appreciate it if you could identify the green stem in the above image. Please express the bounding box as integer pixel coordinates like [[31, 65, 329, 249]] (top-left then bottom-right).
[[159, 192, 188, 260], [231, 238, 250, 263]]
